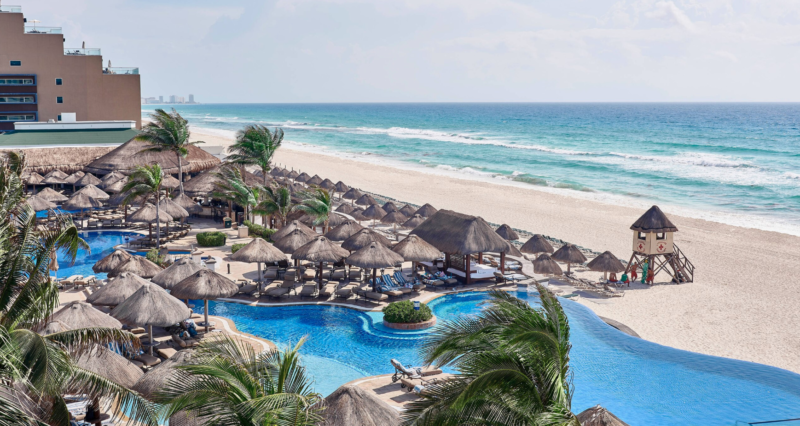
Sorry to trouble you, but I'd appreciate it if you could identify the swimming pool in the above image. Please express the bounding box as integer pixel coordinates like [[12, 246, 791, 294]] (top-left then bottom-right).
[[56, 231, 141, 279], [198, 292, 800, 425]]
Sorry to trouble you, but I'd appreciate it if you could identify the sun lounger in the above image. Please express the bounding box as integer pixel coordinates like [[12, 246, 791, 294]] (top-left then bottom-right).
[[391, 358, 422, 380], [61, 275, 82, 288], [172, 334, 198, 348], [74, 275, 96, 289], [134, 354, 161, 367], [383, 275, 412, 294], [157, 346, 178, 359], [335, 287, 352, 299], [238, 284, 259, 296], [319, 283, 336, 298], [267, 287, 290, 299], [366, 292, 388, 302], [299, 284, 317, 298]]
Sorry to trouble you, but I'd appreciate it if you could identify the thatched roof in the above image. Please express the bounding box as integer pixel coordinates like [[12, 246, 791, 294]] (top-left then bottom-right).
[[350, 209, 368, 222], [132, 349, 196, 400], [49, 301, 122, 329], [26, 195, 56, 211], [104, 178, 127, 194], [325, 220, 364, 241], [63, 192, 103, 210], [295, 172, 311, 183], [87, 272, 150, 305], [273, 229, 314, 254], [630, 205, 678, 233], [111, 282, 192, 328], [495, 224, 519, 241], [392, 235, 441, 262], [93, 249, 133, 273], [64, 171, 85, 184], [270, 167, 285, 177], [180, 165, 262, 197], [129, 203, 173, 224], [401, 214, 426, 229], [111, 256, 163, 278], [76, 184, 109, 200], [551, 244, 588, 265], [36, 187, 68, 202], [42, 174, 66, 185], [272, 220, 317, 241], [410, 210, 508, 255], [362, 204, 387, 220], [342, 229, 392, 251], [336, 204, 355, 214], [576, 405, 630, 426], [292, 236, 350, 263], [8, 146, 113, 175], [356, 194, 377, 206], [172, 193, 203, 213], [382, 202, 397, 213], [307, 175, 323, 186], [230, 238, 286, 263], [85, 139, 220, 175], [24, 172, 44, 184], [346, 242, 403, 269], [334, 181, 349, 192], [380, 211, 407, 225], [151, 258, 203, 290], [287, 170, 300, 180], [504, 241, 523, 257], [520, 235, 554, 254], [398, 204, 416, 216], [171, 269, 238, 300], [319, 178, 336, 190], [101, 171, 126, 185], [327, 212, 347, 227], [586, 251, 625, 273], [40, 321, 70, 335], [44, 170, 69, 180], [413, 203, 437, 217], [320, 385, 401, 426], [162, 174, 180, 189], [342, 188, 362, 200], [75, 346, 144, 388], [75, 173, 102, 187], [160, 197, 189, 219], [532, 254, 563, 275]]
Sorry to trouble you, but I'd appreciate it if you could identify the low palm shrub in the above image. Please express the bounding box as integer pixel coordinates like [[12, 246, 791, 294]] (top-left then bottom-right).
[[231, 243, 246, 253], [383, 300, 433, 324], [196, 231, 227, 247], [146, 248, 167, 266], [243, 220, 276, 241]]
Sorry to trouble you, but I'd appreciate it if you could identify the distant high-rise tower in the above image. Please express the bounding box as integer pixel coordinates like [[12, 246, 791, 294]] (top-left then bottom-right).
[[158, 95, 163, 103], [189, 94, 194, 103], [169, 95, 176, 103]]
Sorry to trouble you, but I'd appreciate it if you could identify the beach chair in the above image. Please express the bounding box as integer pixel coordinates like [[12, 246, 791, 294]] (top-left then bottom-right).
[[391, 359, 422, 381], [383, 275, 411, 294], [299, 284, 317, 298], [74, 275, 96, 289], [61, 275, 82, 289]]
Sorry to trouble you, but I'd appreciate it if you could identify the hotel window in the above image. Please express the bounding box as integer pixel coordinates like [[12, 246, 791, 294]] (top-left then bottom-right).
[[57, 114, 61, 121], [56, 96, 63, 104], [9, 61, 21, 66], [55, 78, 62, 85], [0, 78, 34, 85], [0, 114, 36, 122], [0, 96, 35, 103]]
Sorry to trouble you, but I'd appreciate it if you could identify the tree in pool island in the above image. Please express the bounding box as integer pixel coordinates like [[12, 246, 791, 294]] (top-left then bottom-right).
[[295, 188, 333, 233], [0, 153, 157, 425], [227, 125, 284, 186], [136, 108, 203, 195], [157, 335, 323, 426], [122, 164, 166, 248], [403, 288, 580, 426]]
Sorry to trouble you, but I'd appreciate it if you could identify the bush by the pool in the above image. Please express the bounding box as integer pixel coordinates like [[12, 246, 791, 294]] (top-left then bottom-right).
[[196, 231, 227, 247], [231, 243, 246, 254], [382, 300, 432, 324]]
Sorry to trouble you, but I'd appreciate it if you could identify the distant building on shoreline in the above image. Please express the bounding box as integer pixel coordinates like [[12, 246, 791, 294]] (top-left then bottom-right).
[[141, 94, 199, 105]]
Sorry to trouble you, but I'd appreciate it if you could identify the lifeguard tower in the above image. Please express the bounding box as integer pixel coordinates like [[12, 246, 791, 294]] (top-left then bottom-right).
[[627, 205, 694, 283]]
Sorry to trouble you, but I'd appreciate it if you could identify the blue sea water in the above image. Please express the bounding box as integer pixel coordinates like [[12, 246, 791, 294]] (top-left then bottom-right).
[[198, 292, 800, 425], [143, 103, 800, 235]]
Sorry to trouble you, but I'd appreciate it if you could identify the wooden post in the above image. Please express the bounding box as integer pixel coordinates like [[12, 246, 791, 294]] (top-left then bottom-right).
[[204, 300, 210, 333], [372, 268, 377, 292], [466, 254, 471, 286], [500, 251, 505, 274], [319, 261, 324, 291]]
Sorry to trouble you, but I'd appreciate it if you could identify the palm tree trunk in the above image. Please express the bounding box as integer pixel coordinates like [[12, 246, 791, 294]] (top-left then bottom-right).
[[155, 189, 161, 248], [177, 152, 184, 195]]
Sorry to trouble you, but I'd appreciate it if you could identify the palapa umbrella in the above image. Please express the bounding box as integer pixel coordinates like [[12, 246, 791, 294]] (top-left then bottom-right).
[[104, 178, 127, 194], [75, 173, 102, 187], [347, 242, 403, 292], [355, 194, 377, 206], [413, 203, 437, 218], [270, 167, 284, 177], [110, 255, 163, 278], [495, 224, 519, 241], [551, 243, 587, 273], [520, 234, 555, 255], [76, 184, 110, 200], [172, 193, 202, 214], [586, 251, 625, 280], [307, 175, 323, 186], [577, 405, 630, 426], [128, 203, 173, 242], [349, 208, 368, 223], [382, 201, 397, 213], [151, 257, 203, 290], [342, 188, 362, 203], [272, 219, 317, 241], [63, 193, 103, 217], [64, 170, 85, 187], [160, 197, 189, 219], [380, 211, 407, 239], [171, 269, 238, 332], [43, 170, 69, 183], [341, 228, 391, 251], [76, 345, 144, 422], [49, 301, 122, 329], [92, 249, 133, 274], [112, 282, 192, 356], [292, 235, 349, 289], [336, 203, 355, 214], [325, 220, 364, 241], [42, 173, 66, 187], [87, 272, 150, 305], [24, 171, 44, 185], [162, 174, 180, 189], [274, 229, 314, 266], [230, 238, 286, 283], [362, 204, 387, 227], [36, 187, 68, 203], [132, 349, 195, 400], [319, 178, 336, 191], [532, 254, 563, 276], [401, 214, 426, 229], [398, 204, 416, 217], [392, 235, 441, 280], [40, 321, 70, 334], [26, 195, 56, 212], [334, 181, 349, 194], [295, 172, 311, 183], [319, 385, 401, 426], [49, 249, 59, 281], [287, 170, 300, 180], [101, 171, 126, 186]]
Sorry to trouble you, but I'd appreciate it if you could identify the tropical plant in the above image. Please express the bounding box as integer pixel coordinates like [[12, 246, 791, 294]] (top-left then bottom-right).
[[231, 243, 247, 254], [254, 183, 293, 229], [121, 164, 165, 248], [403, 288, 579, 426], [213, 164, 258, 224], [0, 153, 157, 425], [196, 232, 227, 247], [243, 220, 276, 241], [295, 188, 332, 232], [146, 248, 167, 267], [382, 301, 432, 324], [136, 108, 203, 195], [157, 335, 323, 426], [226, 125, 284, 186]]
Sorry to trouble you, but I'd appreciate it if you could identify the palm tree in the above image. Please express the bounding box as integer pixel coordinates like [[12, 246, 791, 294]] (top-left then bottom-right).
[[121, 164, 165, 247], [227, 125, 284, 186], [212, 165, 258, 224], [0, 153, 158, 425], [295, 188, 332, 232], [136, 108, 203, 195], [254, 183, 293, 229], [403, 288, 579, 426], [157, 335, 323, 425]]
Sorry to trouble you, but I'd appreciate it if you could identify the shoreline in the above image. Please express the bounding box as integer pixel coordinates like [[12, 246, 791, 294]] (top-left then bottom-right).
[[188, 125, 800, 374]]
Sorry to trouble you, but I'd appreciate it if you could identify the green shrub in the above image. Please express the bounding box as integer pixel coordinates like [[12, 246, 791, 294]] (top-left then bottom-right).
[[382, 301, 433, 324], [145, 248, 167, 267], [231, 243, 246, 254], [243, 220, 276, 241], [196, 231, 227, 247]]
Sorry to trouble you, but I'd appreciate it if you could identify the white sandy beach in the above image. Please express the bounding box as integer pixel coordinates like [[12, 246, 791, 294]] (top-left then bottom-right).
[[190, 126, 800, 374]]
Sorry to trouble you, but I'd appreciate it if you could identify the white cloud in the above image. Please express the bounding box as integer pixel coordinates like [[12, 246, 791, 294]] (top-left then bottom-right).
[[645, 1, 696, 31]]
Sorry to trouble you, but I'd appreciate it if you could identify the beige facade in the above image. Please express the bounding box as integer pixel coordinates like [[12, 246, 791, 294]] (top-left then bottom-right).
[[0, 10, 140, 128]]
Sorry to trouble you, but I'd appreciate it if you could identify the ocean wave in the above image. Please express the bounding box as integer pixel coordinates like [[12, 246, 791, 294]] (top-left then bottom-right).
[[609, 152, 751, 168]]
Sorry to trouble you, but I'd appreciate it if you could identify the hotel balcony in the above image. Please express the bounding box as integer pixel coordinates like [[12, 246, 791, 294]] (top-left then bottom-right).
[[64, 48, 101, 56], [103, 67, 139, 75], [24, 26, 61, 34], [0, 5, 22, 13]]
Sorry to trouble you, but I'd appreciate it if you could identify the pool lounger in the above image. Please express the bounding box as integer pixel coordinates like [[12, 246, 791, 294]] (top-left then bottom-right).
[[391, 358, 422, 381]]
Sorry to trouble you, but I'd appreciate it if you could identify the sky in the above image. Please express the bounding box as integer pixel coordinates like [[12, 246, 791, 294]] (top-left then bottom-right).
[[23, 0, 800, 102]]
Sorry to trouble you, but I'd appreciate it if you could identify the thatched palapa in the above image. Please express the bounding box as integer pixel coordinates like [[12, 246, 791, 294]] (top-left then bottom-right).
[[104, 178, 127, 194], [26, 195, 56, 212], [35, 187, 68, 203], [42, 174, 66, 185], [380, 211, 407, 225], [410, 210, 507, 255], [274, 229, 314, 255], [272, 220, 317, 242], [23, 171, 44, 184], [349, 209, 368, 222], [586, 251, 625, 274], [413, 203, 437, 217], [334, 181, 349, 193], [129, 203, 173, 224], [160, 197, 189, 219], [495, 224, 520, 241], [85, 138, 220, 176], [532, 254, 562, 276], [151, 258, 203, 290], [171, 269, 238, 332], [110, 256, 163, 278], [551, 243, 587, 272], [520, 234, 555, 254], [342, 187, 362, 201], [295, 172, 311, 183], [75, 346, 143, 388], [63, 192, 103, 210], [336, 203, 355, 214], [356, 194, 377, 206], [307, 175, 323, 186], [101, 171, 126, 185], [64, 171, 85, 185], [401, 214, 426, 229], [230, 238, 287, 282], [161, 174, 180, 189], [172, 193, 202, 213], [382, 201, 397, 213], [362, 204, 387, 220], [348, 241, 403, 269], [398, 204, 416, 216], [320, 385, 401, 426], [341, 228, 392, 251], [132, 349, 195, 400], [7, 146, 114, 175], [287, 170, 300, 180], [93, 249, 133, 274], [293, 236, 349, 263], [319, 178, 336, 190], [86, 272, 149, 305], [75, 173, 102, 187], [392, 235, 441, 262], [47, 301, 122, 329], [325, 220, 364, 241], [179, 165, 262, 197], [630, 205, 678, 233], [577, 405, 630, 426], [75, 184, 109, 200]]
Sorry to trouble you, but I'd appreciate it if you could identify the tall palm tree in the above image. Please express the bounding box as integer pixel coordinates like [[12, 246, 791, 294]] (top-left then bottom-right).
[[157, 335, 323, 425], [295, 188, 332, 233], [122, 164, 165, 248], [403, 288, 579, 426], [254, 183, 293, 229], [227, 125, 284, 186], [136, 108, 203, 195], [213, 165, 258, 224], [0, 153, 157, 425]]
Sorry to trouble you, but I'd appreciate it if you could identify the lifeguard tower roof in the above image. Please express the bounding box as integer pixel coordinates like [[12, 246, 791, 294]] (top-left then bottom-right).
[[630, 205, 679, 233]]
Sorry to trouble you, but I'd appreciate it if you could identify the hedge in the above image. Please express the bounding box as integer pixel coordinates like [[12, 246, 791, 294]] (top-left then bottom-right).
[[145, 248, 167, 267], [244, 220, 276, 241], [196, 231, 227, 247], [231, 243, 246, 254], [382, 301, 432, 324]]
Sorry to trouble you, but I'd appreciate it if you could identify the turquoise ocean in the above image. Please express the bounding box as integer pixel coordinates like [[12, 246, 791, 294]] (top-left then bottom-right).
[[142, 103, 800, 236]]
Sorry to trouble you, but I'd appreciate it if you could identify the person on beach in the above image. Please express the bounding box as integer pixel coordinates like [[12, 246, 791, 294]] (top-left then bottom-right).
[[646, 268, 655, 285], [621, 272, 629, 285], [641, 260, 649, 284], [609, 272, 617, 283], [630, 263, 638, 285]]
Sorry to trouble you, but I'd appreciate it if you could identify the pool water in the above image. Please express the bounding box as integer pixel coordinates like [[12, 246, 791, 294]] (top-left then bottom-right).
[[198, 292, 800, 425], [55, 231, 141, 280]]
